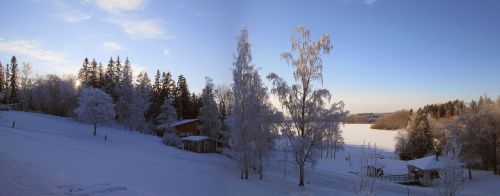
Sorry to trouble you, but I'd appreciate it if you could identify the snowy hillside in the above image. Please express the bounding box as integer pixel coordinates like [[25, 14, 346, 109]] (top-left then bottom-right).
[[1, 111, 498, 195]]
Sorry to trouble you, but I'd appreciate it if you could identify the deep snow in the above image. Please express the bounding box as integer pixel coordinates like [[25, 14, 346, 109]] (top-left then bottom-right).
[[0, 111, 498, 195]]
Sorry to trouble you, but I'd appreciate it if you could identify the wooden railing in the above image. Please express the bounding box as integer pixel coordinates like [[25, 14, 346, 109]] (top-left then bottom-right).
[[380, 174, 417, 184]]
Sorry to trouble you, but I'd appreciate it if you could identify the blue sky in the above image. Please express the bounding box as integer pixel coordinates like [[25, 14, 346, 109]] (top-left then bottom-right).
[[0, 0, 499, 113]]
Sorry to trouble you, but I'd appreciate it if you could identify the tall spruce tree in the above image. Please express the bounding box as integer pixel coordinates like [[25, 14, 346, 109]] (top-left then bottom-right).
[[89, 59, 99, 88], [114, 56, 121, 87], [147, 70, 163, 123], [9, 56, 19, 103], [4, 63, 10, 103], [104, 57, 116, 101], [0, 62, 4, 96], [175, 75, 190, 120], [116, 57, 134, 128], [98, 62, 104, 88], [78, 57, 90, 87]]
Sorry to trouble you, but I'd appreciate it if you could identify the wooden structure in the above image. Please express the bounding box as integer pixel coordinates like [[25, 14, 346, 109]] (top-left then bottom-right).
[[182, 136, 218, 153], [158, 119, 199, 137], [407, 155, 462, 186]]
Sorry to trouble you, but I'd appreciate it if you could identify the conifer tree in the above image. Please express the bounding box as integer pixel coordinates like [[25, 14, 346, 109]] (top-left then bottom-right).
[[9, 56, 19, 103], [114, 56, 121, 87], [0, 62, 4, 96], [78, 57, 90, 87], [147, 70, 163, 123], [89, 59, 99, 88], [175, 75, 190, 119], [4, 63, 10, 103], [98, 62, 104, 88], [104, 57, 116, 101], [116, 57, 134, 128]]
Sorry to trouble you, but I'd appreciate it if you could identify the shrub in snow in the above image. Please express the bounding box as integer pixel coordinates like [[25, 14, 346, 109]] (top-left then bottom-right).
[[74, 87, 115, 136], [162, 133, 182, 147]]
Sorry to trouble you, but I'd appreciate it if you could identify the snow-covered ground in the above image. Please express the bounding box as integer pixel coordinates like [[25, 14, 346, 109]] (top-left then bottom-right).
[[0, 112, 498, 195]]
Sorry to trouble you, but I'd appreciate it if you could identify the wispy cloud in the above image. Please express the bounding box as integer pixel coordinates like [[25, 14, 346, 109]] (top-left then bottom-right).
[[364, 0, 378, 5], [162, 48, 170, 56], [90, 0, 145, 14], [107, 17, 173, 39], [50, 0, 92, 23], [0, 38, 74, 73], [58, 9, 92, 23], [101, 41, 123, 51]]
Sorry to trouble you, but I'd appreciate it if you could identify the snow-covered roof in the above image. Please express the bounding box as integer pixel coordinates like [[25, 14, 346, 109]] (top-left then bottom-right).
[[158, 119, 198, 129], [182, 136, 209, 141], [171, 119, 198, 127], [407, 155, 462, 170]]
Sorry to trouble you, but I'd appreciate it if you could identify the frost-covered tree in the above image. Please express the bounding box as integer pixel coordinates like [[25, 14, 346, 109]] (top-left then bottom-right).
[[396, 109, 434, 160], [156, 95, 177, 136], [198, 77, 221, 138], [74, 88, 115, 136], [19, 62, 33, 111], [327, 122, 345, 159], [267, 26, 346, 186], [231, 28, 279, 180], [357, 143, 377, 196], [458, 96, 500, 175], [215, 84, 233, 144], [433, 136, 464, 196], [129, 71, 152, 131]]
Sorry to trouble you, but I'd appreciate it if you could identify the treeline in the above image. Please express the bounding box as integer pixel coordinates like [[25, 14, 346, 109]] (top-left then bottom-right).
[[371, 110, 410, 130], [0, 55, 203, 135], [371, 100, 466, 130], [344, 113, 382, 124], [395, 97, 499, 175], [76, 56, 201, 133]]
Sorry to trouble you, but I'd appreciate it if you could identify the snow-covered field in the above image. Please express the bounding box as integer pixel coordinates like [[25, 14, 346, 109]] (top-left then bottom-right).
[[0, 111, 498, 195]]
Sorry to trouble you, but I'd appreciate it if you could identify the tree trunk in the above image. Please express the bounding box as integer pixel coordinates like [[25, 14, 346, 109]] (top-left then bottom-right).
[[244, 153, 249, 179], [468, 167, 472, 180], [93, 123, 97, 136], [259, 150, 263, 180], [333, 146, 337, 159], [299, 163, 305, 186]]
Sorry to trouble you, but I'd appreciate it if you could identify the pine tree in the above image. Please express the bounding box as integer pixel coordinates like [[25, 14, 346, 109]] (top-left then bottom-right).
[[147, 70, 163, 123], [104, 57, 116, 101], [4, 63, 10, 103], [9, 56, 19, 103], [116, 57, 134, 129], [114, 56, 121, 87], [89, 59, 99, 88], [0, 62, 4, 96], [98, 62, 104, 88], [175, 75, 190, 119], [161, 72, 175, 100], [78, 57, 90, 87]]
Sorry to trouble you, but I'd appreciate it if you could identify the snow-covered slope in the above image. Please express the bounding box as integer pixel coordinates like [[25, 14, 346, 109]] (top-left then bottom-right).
[[0, 111, 351, 195], [1, 112, 498, 195]]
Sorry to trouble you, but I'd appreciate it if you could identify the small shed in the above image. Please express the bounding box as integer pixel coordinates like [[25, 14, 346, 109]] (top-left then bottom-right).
[[182, 136, 217, 153], [407, 155, 463, 186], [158, 119, 199, 137]]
